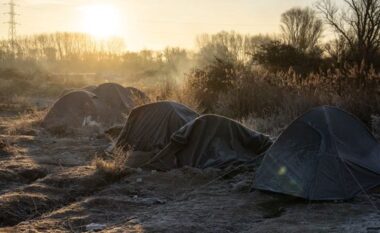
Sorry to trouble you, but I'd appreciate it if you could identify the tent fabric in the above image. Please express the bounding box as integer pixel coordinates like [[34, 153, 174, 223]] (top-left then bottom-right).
[[115, 101, 199, 153], [42, 83, 149, 132], [60, 85, 97, 97], [42, 90, 106, 130], [132, 114, 273, 171], [125, 87, 150, 104], [253, 106, 380, 201], [92, 83, 137, 123], [93, 83, 137, 111]]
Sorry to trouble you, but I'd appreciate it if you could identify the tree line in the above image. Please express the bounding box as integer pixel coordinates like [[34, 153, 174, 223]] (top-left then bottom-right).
[[1, 0, 380, 80], [258, 0, 380, 76]]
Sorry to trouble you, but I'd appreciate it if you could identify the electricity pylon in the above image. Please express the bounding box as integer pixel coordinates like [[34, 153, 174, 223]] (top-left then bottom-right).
[[4, 0, 18, 55]]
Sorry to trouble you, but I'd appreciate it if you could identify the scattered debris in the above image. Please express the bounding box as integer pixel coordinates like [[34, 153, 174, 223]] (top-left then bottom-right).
[[86, 223, 106, 232], [231, 179, 252, 192]]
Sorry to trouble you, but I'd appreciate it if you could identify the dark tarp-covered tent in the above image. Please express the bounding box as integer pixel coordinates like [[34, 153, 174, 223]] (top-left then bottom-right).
[[129, 114, 272, 171], [115, 101, 199, 154], [254, 106, 380, 201]]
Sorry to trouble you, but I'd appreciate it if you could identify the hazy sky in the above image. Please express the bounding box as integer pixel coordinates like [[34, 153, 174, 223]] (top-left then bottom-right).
[[0, 0, 336, 51]]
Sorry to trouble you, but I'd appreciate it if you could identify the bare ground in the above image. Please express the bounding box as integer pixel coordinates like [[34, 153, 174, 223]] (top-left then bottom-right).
[[0, 108, 380, 233]]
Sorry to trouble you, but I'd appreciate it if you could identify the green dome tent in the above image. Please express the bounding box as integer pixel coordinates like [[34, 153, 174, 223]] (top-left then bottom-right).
[[254, 106, 380, 201]]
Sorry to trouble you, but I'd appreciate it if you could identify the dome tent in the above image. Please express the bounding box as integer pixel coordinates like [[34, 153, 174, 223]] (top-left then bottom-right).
[[253, 106, 380, 201], [92, 83, 150, 123], [42, 83, 150, 133], [128, 114, 273, 171], [42, 90, 106, 131], [93, 83, 135, 117], [115, 101, 199, 154], [60, 85, 97, 97], [125, 87, 150, 104]]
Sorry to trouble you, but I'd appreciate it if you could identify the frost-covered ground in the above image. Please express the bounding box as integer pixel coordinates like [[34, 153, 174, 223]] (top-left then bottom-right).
[[0, 110, 379, 233]]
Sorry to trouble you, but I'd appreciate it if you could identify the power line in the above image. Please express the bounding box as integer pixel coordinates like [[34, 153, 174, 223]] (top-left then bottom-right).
[[4, 0, 18, 54]]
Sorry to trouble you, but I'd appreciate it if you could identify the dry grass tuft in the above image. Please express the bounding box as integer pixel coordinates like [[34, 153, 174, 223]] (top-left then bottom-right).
[[5, 109, 46, 136], [0, 138, 15, 156], [94, 148, 133, 181], [0, 192, 53, 227], [0, 138, 16, 156]]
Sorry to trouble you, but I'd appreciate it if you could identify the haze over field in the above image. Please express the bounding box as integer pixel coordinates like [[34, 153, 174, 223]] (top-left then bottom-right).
[[1, 0, 380, 232], [0, 0, 337, 50]]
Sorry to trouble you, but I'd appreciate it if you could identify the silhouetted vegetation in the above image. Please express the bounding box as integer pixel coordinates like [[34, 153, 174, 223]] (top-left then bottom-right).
[[253, 41, 325, 74], [280, 7, 323, 52], [316, 0, 380, 73]]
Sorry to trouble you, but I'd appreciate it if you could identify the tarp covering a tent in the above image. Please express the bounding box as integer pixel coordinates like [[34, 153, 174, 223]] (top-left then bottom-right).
[[253, 106, 380, 201], [115, 101, 199, 154], [42, 83, 149, 132], [126, 114, 272, 171]]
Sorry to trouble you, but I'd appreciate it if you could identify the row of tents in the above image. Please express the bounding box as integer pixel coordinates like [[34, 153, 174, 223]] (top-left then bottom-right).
[[41, 83, 380, 201]]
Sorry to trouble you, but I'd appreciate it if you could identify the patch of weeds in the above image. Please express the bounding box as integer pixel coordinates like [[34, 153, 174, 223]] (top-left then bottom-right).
[[5, 109, 45, 136], [0, 139, 14, 156], [93, 147, 133, 182]]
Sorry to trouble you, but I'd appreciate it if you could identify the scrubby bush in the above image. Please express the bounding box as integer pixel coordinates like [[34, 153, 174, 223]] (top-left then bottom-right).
[[186, 58, 237, 112], [182, 52, 380, 132], [253, 41, 325, 75]]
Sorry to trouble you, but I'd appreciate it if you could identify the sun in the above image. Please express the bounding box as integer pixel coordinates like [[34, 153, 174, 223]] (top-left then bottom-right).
[[80, 4, 122, 39]]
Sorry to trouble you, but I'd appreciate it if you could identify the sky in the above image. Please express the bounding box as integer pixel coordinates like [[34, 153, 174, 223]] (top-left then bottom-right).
[[0, 0, 336, 51]]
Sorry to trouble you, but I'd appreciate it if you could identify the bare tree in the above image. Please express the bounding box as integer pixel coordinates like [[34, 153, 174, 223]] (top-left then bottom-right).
[[281, 7, 323, 51], [316, 0, 380, 69]]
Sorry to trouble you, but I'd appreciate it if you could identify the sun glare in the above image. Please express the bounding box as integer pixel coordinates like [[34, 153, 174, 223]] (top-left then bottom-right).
[[81, 4, 122, 39]]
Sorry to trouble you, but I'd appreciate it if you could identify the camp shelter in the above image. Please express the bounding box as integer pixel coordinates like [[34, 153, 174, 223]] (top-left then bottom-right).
[[93, 83, 136, 115], [42, 90, 107, 131], [125, 87, 150, 104], [60, 85, 97, 97], [42, 83, 150, 133], [254, 106, 380, 200], [115, 101, 199, 154], [127, 114, 273, 170]]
